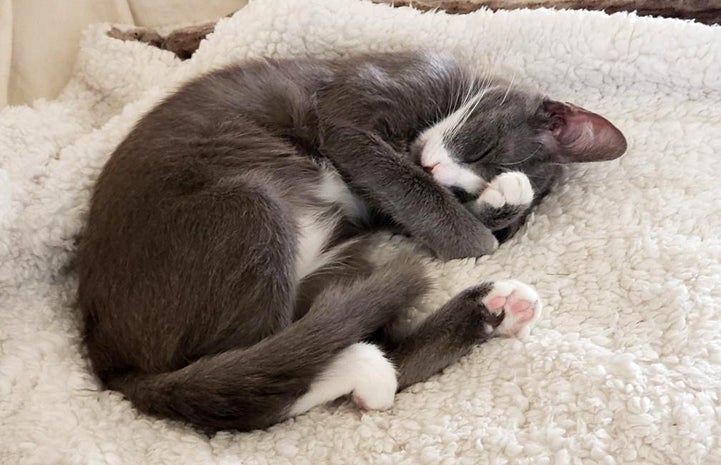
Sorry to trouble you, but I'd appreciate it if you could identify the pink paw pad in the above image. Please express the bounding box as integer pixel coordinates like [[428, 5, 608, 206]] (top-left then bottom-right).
[[482, 280, 542, 339], [508, 298, 534, 325], [486, 296, 507, 311]]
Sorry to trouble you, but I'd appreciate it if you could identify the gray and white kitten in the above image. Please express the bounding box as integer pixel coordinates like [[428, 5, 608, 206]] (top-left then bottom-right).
[[77, 51, 626, 432]]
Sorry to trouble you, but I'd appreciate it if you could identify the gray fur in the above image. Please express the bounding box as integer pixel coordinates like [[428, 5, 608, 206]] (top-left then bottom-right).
[[77, 51, 626, 432]]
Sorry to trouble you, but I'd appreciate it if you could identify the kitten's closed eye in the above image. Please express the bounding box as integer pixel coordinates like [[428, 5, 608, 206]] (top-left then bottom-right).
[[461, 143, 495, 164]]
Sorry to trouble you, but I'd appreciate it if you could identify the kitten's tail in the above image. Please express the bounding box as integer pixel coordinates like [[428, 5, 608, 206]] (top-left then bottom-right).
[[105, 259, 427, 433]]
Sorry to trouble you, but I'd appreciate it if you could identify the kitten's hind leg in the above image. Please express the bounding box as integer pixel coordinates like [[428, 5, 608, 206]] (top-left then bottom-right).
[[293, 237, 376, 320], [288, 342, 398, 415], [288, 253, 430, 416], [381, 280, 542, 390]]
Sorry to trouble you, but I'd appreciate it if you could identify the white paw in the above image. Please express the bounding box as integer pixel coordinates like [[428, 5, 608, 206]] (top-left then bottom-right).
[[287, 342, 397, 417], [478, 172, 533, 209], [350, 343, 397, 410], [482, 279, 542, 339]]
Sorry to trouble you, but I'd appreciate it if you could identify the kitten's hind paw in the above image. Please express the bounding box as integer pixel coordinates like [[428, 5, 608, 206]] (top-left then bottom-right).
[[482, 280, 542, 339], [349, 343, 397, 411]]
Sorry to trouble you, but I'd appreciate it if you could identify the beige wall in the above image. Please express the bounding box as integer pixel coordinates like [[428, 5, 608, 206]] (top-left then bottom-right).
[[0, 0, 247, 108]]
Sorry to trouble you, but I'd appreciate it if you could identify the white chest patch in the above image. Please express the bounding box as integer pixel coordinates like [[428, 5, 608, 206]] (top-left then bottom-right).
[[317, 169, 369, 223], [294, 210, 339, 281], [293, 170, 369, 281]]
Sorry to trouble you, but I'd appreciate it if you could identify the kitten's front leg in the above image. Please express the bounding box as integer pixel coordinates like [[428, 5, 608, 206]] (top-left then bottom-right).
[[321, 127, 498, 260], [466, 172, 534, 232]]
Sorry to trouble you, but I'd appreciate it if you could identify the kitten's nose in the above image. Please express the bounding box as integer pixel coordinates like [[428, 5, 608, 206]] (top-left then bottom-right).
[[424, 163, 440, 174]]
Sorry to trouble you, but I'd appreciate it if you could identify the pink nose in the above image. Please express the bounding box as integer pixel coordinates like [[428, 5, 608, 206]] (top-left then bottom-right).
[[424, 163, 440, 174]]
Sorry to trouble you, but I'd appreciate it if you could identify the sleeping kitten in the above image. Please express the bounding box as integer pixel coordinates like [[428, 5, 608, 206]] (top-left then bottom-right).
[[77, 51, 626, 432]]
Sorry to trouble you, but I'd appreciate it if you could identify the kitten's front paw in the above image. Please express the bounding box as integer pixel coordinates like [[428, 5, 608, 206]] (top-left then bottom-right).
[[471, 172, 534, 232], [481, 279, 542, 339], [478, 172, 534, 209]]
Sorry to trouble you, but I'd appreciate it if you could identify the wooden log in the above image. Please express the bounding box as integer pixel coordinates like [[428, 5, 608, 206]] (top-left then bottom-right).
[[373, 0, 721, 25], [108, 22, 217, 60], [107, 1, 720, 60]]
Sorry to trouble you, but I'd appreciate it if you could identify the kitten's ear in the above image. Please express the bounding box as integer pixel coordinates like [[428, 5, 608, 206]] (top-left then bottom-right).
[[540, 101, 627, 163]]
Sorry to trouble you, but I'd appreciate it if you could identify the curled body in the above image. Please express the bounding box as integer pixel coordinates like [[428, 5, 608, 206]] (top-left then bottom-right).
[[77, 51, 626, 432]]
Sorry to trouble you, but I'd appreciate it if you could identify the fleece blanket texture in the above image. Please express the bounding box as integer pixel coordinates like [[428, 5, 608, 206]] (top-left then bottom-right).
[[1, 0, 720, 463]]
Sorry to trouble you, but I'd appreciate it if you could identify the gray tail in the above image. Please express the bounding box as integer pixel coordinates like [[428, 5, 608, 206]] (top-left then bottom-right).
[[106, 261, 427, 432]]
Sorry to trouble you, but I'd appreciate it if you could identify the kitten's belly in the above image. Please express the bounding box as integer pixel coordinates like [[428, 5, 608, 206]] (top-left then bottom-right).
[[293, 169, 368, 281]]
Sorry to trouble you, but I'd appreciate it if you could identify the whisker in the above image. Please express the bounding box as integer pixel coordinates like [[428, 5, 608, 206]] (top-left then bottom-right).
[[459, 87, 486, 127], [442, 68, 499, 141], [500, 74, 516, 106], [451, 74, 494, 137], [444, 81, 483, 139]]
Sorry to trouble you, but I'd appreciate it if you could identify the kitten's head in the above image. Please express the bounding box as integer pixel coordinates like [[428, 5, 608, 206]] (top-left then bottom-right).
[[411, 85, 627, 202]]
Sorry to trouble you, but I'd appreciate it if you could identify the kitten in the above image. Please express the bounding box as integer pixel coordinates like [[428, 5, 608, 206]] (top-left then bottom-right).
[[77, 51, 626, 432]]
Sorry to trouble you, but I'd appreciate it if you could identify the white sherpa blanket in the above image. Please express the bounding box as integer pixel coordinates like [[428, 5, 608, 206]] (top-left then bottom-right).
[[2, 0, 721, 463]]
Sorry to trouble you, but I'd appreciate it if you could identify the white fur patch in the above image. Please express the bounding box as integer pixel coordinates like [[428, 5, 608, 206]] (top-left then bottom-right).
[[478, 171, 534, 209], [415, 94, 488, 195], [420, 136, 486, 193], [294, 210, 339, 280], [288, 342, 397, 417], [317, 170, 369, 222], [293, 170, 370, 280]]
